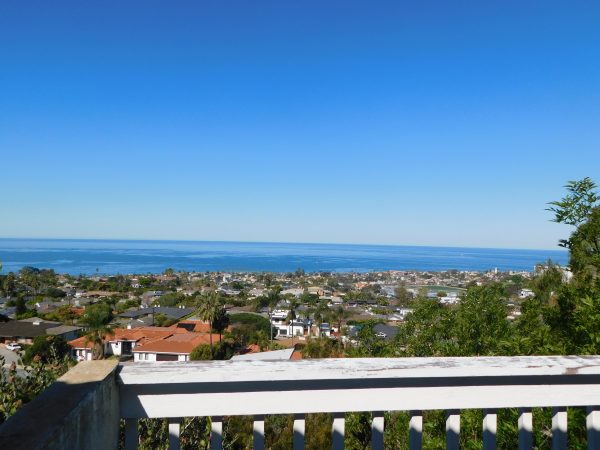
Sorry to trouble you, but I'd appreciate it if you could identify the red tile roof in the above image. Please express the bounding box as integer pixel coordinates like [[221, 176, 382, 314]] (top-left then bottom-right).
[[133, 333, 221, 355]]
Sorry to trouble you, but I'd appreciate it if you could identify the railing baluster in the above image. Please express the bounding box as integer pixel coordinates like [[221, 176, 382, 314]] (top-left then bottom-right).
[[293, 414, 305, 450], [253, 415, 265, 450], [483, 409, 497, 450], [409, 410, 422, 450], [552, 407, 567, 450], [211, 416, 223, 450], [124, 418, 138, 450], [446, 409, 460, 450], [332, 412, 345, 450], [587, 406, 600, 449], [371, 411, 384, 450], [518, 408, 533, 450], [168, 418, 181, 450]]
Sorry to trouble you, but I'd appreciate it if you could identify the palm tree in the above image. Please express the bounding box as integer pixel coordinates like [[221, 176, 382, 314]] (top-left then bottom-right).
[[334, 305, 347, 339], [84, 325, 114, 360], [287, 300, 298, 345], [266, 288, 280, 344], [197, 292, 221, 354]]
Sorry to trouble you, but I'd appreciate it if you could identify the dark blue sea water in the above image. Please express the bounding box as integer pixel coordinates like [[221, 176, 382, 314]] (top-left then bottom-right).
[[0, 239, 568, 275]]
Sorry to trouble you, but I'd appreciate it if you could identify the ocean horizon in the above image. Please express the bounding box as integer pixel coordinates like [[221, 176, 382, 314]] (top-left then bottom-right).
[[0, 238, 569, 275]]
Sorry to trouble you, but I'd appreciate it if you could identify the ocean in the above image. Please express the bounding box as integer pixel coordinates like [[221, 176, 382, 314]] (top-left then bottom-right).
[[0, 238, 569, 275]]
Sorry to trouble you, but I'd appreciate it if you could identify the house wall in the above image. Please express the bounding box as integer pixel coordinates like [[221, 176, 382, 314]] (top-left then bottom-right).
[[134, 352, 188, 362]]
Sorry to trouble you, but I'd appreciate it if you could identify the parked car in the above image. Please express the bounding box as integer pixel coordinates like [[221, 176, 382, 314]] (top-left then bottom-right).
[[6, 343, 21, 351]]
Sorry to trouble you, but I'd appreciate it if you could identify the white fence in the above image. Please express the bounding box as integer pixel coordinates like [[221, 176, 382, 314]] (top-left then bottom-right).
[[118, 355, 600, 450]]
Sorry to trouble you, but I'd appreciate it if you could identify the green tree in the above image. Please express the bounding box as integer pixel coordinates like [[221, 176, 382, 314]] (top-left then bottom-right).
[[2, 272, 16, 298], [196, 292, 222, 353], [81, 303, 114, 360], [23, 335, 70, 364], [547, 177, 598, 242], [212, 307, 230, 344], [189, 344, 213, 361], [15, 296, 27, 316], [453, 285, 511, 356], [394, 284, 411, 307]]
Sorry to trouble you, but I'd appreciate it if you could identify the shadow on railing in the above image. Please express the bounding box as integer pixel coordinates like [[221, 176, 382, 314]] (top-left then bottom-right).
[[117, 356, 600, 450]]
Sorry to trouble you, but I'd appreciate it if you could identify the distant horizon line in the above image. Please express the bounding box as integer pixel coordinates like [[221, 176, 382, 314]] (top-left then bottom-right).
[[0, 236, 568, 253]]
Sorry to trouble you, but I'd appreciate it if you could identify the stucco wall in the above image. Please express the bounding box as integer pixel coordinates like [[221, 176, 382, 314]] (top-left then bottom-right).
[[0, 360, 120, 450]]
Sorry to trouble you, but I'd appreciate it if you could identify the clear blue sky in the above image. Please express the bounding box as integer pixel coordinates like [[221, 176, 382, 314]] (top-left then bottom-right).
[[1, 1, 599, 249]]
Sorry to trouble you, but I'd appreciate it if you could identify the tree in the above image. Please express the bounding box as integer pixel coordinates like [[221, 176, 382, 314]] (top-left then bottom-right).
[[547, 177, 598, 247], [286, 300, 297, 345], [212, 307, 230, 344], [394, 284, 411, 307], [266, 288, 280, 343], [453, 285, 511, 356], [2, 272, 16, 298], [82, 303, 113, 328], [189, 344, 213, 361], [81, 303, 114, 360], [15, 297, 27, 316], [333, 305, 347, 338], [24, 336, 70, 364], [197, 292, 222, 353], [568, 206, 600, 287]]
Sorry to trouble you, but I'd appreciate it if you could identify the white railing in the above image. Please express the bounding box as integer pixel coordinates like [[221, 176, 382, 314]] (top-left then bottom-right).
[[117, 356, 600, 450]]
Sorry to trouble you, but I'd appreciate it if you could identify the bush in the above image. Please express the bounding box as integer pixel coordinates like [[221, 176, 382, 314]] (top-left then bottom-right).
[[23, 335, 71, 364]]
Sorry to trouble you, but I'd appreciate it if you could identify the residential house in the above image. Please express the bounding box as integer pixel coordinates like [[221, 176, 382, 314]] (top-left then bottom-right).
[[0, 318, 82, 344]]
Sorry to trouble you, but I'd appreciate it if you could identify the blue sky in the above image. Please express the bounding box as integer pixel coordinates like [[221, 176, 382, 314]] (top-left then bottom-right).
[[1, 1, 599, 249]]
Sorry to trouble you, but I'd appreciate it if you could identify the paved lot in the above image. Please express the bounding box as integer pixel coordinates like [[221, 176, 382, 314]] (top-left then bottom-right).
[[0, 345, 21, 367]]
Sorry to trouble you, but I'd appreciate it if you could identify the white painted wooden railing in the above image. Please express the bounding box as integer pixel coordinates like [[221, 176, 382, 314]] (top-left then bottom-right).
[[117, 356, 600, 450]]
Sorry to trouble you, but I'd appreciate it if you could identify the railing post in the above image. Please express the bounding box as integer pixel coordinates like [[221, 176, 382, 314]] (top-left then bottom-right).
[[587, 406, 600, 450], [211, 416, 223, 450], [446, 409, 460, 450], [552, 407, 567, 450], [293, 414, 305, 450], [253, 415, 265, 450], [124, 418, 138, 450], [409, 410, 423, 450], [483, 409, 497, 450], [518, 408, 533, 450], [168, 418, 181, 450], [332, 412, 345, 450], [371, 411, 384, 450]]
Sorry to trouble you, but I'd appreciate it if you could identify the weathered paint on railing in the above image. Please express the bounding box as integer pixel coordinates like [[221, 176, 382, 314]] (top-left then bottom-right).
[[117, 356, 600, 450]]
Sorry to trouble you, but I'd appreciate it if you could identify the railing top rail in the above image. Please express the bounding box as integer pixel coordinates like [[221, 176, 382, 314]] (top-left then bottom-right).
[[118, 355, 600, 385]]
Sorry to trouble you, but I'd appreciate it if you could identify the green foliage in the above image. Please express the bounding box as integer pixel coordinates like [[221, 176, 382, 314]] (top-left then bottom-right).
[[82, 302, 113, 327], [0, 352, 71, 425], [196, 292, 224, 351], [265, 415, 293, 450], [15, 296, 27, 316], [42, 305, 77, 324], [569, 206, 600, 288], [213, 307, 230, 337], [153, 313, 176, 327], [23, 335, 71, 364], [229, 313, 273, 344], [44, 287, 66, 298], [452, 285, 511, 356], [395, 300, 454, 356], [301, 337, 342, 358], [548, 177, 598, 227], [347, 321, 396, 357], [189, 344, 213, 360]]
